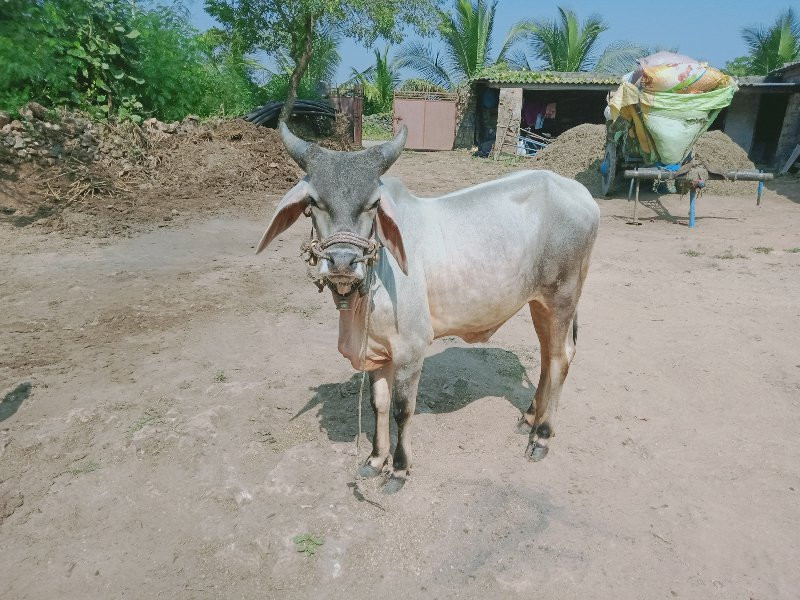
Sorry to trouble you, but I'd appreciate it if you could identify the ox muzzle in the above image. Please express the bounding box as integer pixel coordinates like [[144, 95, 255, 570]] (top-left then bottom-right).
[[301, 230, 379, 309]]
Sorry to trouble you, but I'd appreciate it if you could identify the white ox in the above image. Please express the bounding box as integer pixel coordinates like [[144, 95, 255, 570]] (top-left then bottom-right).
[[257, 125, 599, 493]]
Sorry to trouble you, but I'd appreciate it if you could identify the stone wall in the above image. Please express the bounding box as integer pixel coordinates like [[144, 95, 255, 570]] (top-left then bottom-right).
[[493, 88, 522, 154], [453, 86, 477, 149]]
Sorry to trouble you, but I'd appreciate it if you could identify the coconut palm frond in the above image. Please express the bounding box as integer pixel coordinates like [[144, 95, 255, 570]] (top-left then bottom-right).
[[396, 0, 502, 88], [506, 48, 533, 71], [594, 41, 648, 75], [439, 0, 496, 81], [524, 7, 608, 72], [743, 8, 800, 74], [497, 19, 536, 62], [395, 40, 456, 90]]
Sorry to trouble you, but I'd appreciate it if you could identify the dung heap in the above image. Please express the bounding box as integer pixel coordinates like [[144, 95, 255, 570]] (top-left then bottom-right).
[[0, 103, 314, 236]]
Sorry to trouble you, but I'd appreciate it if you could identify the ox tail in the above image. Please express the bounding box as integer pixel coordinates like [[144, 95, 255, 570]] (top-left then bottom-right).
[[572, 311, 578, 345]]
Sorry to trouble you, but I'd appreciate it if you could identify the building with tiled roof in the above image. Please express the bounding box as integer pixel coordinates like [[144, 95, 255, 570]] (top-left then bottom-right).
[[455, 63, 800, 168]]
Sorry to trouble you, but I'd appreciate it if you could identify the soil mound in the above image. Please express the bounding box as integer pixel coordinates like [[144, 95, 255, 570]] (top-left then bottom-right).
[[525, 124, 757, 197], [691, 130, 757, 196], [527, 124, 606, 195]]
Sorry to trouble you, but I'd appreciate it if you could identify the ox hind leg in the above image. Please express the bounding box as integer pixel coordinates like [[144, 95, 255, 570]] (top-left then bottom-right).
[[520, 294, 579, 461]]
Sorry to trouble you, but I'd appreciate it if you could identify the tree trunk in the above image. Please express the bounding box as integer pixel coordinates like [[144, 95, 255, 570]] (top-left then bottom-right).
[[278, 13, 315, 123]]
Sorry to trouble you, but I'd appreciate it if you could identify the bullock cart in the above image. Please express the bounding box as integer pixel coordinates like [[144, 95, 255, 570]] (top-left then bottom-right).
[[621, 166, 773, 228], [600, 52, 773, 227]]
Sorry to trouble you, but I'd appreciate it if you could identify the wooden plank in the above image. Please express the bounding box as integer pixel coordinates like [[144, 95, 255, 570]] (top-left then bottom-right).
[[780, 144, 800, 174]]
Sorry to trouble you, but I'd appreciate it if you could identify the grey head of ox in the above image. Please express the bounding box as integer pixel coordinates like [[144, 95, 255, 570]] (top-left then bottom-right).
[[256, 123, 409, 293]]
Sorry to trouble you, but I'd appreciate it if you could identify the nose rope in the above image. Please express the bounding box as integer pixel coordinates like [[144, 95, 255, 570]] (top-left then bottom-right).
[[301, 230, 380, 266]]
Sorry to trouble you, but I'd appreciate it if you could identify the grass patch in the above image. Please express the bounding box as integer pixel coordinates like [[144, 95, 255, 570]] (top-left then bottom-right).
[[213, 370, 227, 383], [752, 246, 773, 254], [362, 113, 393, 141], [682, 249, 703, 257], [293, 533, 324, 556], [70, 460, 100, 476], [362, 121, 393, 141], [713, 251, 748, 260], [786, 247, 800, 253], [128, 408, 162, 433]]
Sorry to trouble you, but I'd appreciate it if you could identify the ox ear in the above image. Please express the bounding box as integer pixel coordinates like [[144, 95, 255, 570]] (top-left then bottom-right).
[[377, 187, 408, 275], [256, 180, 309, 254]]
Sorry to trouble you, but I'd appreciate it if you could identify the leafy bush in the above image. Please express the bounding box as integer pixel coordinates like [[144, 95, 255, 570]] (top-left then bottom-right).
[[362, 112, 393, 140], [0, 0, 265, 121], [0, 0, 144, 118], [131, 11, 265, 120]]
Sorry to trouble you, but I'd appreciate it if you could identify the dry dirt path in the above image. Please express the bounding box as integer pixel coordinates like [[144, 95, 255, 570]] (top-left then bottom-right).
[[1, 153, 799, 599]]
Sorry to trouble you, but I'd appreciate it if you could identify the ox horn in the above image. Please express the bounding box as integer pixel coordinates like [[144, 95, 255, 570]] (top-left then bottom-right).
[[372, 125, 407, 172], [279, 122, 312, 171]]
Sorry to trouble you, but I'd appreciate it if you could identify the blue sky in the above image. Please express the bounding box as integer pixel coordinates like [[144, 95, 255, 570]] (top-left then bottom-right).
[[178, 0, 790, 81]]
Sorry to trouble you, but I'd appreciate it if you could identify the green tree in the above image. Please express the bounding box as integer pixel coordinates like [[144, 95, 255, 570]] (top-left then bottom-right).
[[395, 0, 521, 89], [205, 0, 440, 122], [131, 9, 266, 120], [0, 0, 270, 121], [723, 56, 756, 77], [741, 8, 800, 74], [349, 46, 399, 114], [510, 7, 644, 74], [263, 25, 342, 102], [0, 0, 143, 116]]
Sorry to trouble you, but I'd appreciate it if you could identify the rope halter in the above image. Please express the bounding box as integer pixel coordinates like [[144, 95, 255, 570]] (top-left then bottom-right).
[[301, 230, 380, 267]]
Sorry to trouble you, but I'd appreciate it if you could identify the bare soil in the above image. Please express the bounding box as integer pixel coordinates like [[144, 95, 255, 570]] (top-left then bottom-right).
[[1, 146, 799, 599]]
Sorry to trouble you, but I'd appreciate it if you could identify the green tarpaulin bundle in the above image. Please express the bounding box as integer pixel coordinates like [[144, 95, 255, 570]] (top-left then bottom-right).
[[608, 80, 737, 165]]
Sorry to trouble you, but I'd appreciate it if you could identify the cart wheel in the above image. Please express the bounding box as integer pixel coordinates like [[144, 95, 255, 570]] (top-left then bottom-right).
[[600, 141, 617, 196]]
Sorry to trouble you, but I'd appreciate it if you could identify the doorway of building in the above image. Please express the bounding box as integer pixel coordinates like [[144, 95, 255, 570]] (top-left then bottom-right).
[[750, 94, 789, 165]]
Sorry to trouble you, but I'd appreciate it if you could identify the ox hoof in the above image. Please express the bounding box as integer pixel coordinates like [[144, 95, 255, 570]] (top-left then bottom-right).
[[525, 441, 549, 462], [516, 417, 533, 435], [382, 474, 406, 495], [358, 463, 384, 478]]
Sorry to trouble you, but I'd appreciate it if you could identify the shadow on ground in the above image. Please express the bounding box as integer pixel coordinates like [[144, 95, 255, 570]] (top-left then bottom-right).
[[1, 382, 32, 422], [296, 347, 535, 443], [768, 177, 800, 204]]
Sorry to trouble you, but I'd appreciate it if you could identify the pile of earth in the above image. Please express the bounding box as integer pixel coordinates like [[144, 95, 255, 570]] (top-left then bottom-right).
[[528, 124, 607, 195], [527, 123, 757, 197], [690, 130, 758, 196], [0, 103, 353, 237]]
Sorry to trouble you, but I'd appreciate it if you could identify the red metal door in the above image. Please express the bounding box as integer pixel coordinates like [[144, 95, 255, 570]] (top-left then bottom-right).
[[393, 98, 426, 149], [422, 100, 456, 150], [393, 92, 458, 150]]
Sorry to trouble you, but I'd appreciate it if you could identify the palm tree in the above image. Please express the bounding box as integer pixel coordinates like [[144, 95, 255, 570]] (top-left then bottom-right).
[[742, 8, 800, 74], [510, 7, 645, 74], [349, 46, 400, 114], [395, 0, 521, 90]]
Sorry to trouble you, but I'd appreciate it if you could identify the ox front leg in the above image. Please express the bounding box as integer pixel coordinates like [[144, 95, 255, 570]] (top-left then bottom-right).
[[358, 364, 394, 479], [384, 358, 423, 494], [522, 299, 577, 462]]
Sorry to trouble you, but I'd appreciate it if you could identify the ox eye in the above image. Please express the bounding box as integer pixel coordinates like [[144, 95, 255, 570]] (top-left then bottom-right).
[[306, 197, 325, 211]]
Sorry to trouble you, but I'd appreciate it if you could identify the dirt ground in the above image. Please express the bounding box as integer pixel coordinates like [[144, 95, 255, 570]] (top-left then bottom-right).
[[1, 148, 799, 599]]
